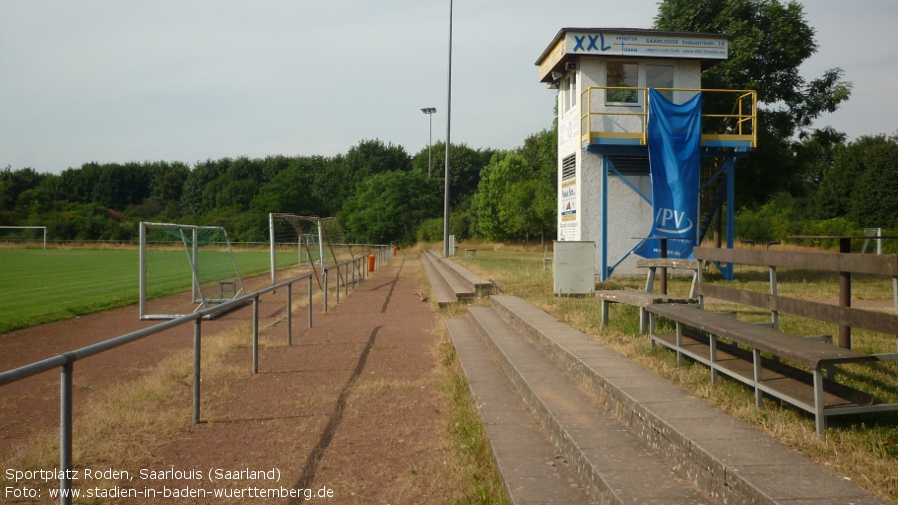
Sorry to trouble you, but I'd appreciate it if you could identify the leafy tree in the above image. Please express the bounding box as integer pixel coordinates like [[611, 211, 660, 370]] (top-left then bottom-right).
[[411, 142, 496, 206], [474, 152, 528, 241], [148, 161, 190, 208], [339, 170, 441, 244], [0, 167, 46, 211], [817, 135, 898, 228], [792, 126, 847, 191], [518, 129, 557, 188], [250, 165, 323, 216], [500, 178, 555, 244], [345, 139, 411, 181], [180, 158, 229, 215], [93, 162, 151, 210]]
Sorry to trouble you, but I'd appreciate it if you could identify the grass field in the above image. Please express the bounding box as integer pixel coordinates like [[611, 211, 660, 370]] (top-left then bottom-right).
[[0, 247, 285, 334]]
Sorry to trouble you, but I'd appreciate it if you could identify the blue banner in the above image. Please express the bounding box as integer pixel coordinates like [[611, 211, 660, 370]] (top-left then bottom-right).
[[634, 89, 702, 259]]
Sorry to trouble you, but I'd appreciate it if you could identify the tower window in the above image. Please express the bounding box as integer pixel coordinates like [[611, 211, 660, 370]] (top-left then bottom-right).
[[606, 62, 638, 105]]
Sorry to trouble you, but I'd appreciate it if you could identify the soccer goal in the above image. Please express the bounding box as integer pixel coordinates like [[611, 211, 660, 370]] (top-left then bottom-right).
[[269, 214, 326, 286], [139, 222, 245, 320], [0, 226, 47, 249]]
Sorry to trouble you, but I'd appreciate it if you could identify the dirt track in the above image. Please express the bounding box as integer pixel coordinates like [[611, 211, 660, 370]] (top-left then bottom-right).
[[1, 254, 453, 503]]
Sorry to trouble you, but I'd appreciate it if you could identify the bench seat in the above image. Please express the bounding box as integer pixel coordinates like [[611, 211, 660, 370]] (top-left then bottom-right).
[[646, 303, 887, 433], [648, 304, 876, 368], [596, 290, 694, 333], [595, 258, 701, 333]]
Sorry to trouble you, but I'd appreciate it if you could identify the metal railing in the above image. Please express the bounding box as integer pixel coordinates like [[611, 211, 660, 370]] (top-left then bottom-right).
[[322, 246, 395, 312], [0, 273, 314, 504], [579, 86, 757, 148]]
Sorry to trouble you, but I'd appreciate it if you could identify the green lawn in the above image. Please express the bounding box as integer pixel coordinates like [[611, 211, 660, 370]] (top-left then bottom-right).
[[0, 248, 281, 335]]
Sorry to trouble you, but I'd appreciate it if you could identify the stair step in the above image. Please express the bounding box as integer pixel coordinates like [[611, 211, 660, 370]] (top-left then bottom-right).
[[486, 295, 889, 505], [467, 306, 715, 505], [435, 253, 493, 293], [424, 251, 476, 298], [421, 254, 456, 306], [445, 318, 593, 505]]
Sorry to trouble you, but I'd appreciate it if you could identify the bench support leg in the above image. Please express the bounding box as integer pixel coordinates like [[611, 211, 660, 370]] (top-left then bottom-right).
[[649, 314, 656, 349], [639, 307, 647, 334], [675, 323, 683, 367], [753, 349, 763, 409], [813, 368, 826, 436], [601, 300, 609, 326], [710, 335, 718, 386]]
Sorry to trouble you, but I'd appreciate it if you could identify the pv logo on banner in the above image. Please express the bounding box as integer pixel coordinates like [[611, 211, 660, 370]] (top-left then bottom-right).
[[634, 89, 702, 259]]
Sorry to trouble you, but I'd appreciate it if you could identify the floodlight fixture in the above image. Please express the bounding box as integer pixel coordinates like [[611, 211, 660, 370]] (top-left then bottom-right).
[[421, 108, 437, 177]]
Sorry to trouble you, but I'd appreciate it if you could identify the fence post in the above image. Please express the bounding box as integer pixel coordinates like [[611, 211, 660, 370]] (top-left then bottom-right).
[[193, 319, 201, 424], [344, 263, 349, 297], [60, 361, 73, 505], [252, 296, 259, 374], [336, 266, 340, 304], [308, 275, 313, 327], [323, 269, 328, 313], [287, 282, 293, 345]]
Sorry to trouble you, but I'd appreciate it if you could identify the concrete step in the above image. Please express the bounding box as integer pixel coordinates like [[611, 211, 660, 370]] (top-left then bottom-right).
[[468, 306, 714, 505], [434, 253, 493, 294], [445, 318, 594, 505], [420, 254, 456, 307], [487, 295, 888, 505], [423, 251, 476, 298]]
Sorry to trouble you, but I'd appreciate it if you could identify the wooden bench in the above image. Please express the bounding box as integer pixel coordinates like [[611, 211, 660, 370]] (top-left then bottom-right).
[[596, 258, 700, 333], [464, 248, 477, 260], [645, 246, 898, 434]]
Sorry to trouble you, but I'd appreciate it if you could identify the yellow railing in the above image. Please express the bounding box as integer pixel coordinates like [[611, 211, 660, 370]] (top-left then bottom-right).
[[578, 87, 757, 148]]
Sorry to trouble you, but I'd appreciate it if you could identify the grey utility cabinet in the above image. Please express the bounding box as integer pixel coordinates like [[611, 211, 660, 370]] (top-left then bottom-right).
[[553, 241, 596, 296]]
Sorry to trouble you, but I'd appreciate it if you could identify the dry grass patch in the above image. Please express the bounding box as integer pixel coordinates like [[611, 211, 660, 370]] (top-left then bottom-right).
[[414, 251, 508, 504], [0, 323, 259, 497]]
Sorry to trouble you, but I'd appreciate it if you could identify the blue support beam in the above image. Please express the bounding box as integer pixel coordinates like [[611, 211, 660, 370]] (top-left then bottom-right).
[[601, 155, 609, 281], [725, 157, 735, 281]]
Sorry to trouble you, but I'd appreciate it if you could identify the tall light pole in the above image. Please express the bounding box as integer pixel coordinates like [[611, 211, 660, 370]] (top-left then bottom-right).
[[443, 0, 453, 258], [421, 108, 436, 178]]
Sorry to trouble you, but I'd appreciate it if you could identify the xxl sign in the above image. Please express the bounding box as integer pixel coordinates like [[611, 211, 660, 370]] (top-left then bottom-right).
[[566, 32, 727, 60]]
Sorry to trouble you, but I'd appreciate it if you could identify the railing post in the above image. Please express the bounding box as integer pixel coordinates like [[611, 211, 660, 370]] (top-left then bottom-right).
[[344, 263, 349, 297], [308, 275, 313, 327], [323, 269, 328, 313], [60, 361, 73, 505], [336, 266, 340, 304], [287, 282, 292, 345], [252, 296, 259, 374], [193, 318, 201, 424]]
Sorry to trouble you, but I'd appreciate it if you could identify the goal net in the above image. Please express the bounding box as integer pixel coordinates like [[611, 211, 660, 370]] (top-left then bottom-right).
[[139, 222, 245, 320], [0, 226, 47, 249], [269, 214, 371, 287]]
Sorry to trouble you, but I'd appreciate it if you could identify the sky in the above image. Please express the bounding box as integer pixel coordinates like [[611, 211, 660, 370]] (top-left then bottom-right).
[[1, 0, 896, 174]]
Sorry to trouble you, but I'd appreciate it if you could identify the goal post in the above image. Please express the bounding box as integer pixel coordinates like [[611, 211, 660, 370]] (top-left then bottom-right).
[[0, 226, 47, 249], [269, 213, 326, 287], [139, 222, 245, 320]]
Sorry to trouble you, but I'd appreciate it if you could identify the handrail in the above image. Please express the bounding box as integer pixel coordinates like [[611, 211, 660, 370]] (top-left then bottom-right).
[[0, 272, 313, 504], [579, 86, 757, 148], [321, 246, 395, 312], [0, 273, 311, 387]]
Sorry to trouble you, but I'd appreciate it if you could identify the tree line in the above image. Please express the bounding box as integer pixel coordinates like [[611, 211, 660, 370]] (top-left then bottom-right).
[[0, 132, 557, 245]]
